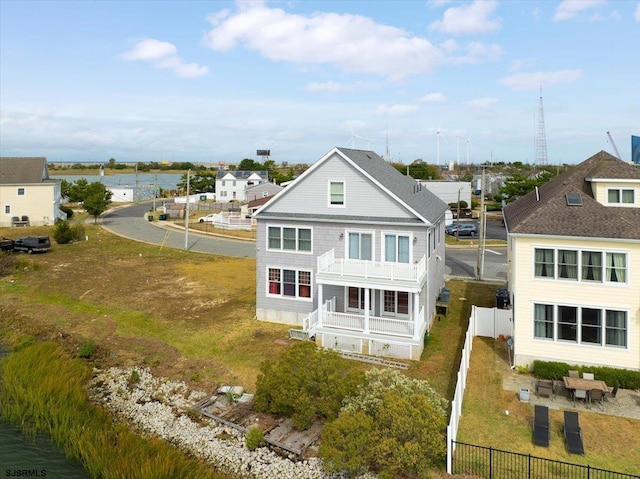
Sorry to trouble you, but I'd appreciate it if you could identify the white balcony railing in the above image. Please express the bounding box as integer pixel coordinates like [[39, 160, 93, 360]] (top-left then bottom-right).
[[317, 249, 426, 285]]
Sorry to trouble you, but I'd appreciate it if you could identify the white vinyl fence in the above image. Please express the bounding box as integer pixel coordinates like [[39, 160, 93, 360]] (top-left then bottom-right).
[[446, 306, 513, 474]]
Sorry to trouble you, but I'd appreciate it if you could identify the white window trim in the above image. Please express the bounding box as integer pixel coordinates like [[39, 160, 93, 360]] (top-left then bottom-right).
[[380, 290, 411, 319], [266, 224, 313, 254], [266, 266, 313, 301], [532, 246, 629, 286], [17, 187, 25, 196], [344, 286, 374, 313], [381, 230, 413, 264], [531, 301, 628, 349], [344, 229, 375, 261], [328, 180, 346, 208], [605, 187, 636, 207], [4, 204, 11, 215]]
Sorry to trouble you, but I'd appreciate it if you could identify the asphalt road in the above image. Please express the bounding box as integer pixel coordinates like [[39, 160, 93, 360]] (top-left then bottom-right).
[[100, 202, 507, 280]]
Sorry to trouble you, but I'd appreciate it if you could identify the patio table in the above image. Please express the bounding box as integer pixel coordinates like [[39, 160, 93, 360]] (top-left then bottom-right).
[[563, 377, 609, 407]]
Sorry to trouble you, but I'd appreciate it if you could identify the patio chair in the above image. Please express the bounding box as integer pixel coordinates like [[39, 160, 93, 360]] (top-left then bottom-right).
[[553, 380, 569, 398], [536, 379, 554, 399], [605, 382, 620, 403], [564, 411, 584, 455], [573, 388, 587, 407], [533, 405, 550, 447], [568, 370, 579, 378], [582, 372, 594, 380], [590, 389, 604, 411]]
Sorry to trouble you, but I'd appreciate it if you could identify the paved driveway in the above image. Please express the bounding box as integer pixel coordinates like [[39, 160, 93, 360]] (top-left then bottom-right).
[[100, 202, 256, 258]]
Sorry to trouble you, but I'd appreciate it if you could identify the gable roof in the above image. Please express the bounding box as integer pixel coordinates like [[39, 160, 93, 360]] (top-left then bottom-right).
[[255, 147, 448, 225], [216, 170, 268, 180], [0, 157, 49, 184], [503, 151, 640, 240]]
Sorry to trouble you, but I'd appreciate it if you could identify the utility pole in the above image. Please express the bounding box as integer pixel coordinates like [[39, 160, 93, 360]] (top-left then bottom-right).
[[455, 187, 461, 242], [184, 169, 190, 251], [476, 167, 486, 280]]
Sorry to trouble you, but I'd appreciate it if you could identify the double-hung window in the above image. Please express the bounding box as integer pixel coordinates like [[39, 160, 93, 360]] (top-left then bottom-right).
[[581, 308, 601, 344], [384, 234, 410, 263], [605, 252, 626, 283], [268, 226, 312, 252], [348, 232, 372, 260], [605, 310, 627, 347], [533, 304, 554, 339], [558, 250, 578, 280], [268, 268, 311, 299], [534, 248, 554, 277], [581, 251, 602, 281], [557, 306, 577, 342], [329, 181, 344, 206]]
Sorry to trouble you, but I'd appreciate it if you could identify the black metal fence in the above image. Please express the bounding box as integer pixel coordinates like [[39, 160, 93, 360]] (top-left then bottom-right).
[[452, 441, 640, 479]]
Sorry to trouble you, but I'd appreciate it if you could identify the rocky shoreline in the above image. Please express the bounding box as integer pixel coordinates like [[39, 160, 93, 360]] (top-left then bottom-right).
[[89, 366, 375, 479]]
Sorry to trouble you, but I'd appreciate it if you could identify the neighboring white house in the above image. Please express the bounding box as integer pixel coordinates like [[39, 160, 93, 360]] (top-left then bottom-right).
[[253, 147, 449, 360], [503, 151, 640, 371], [418, 181, 472, 208], [216, 170, 269, 203], [0, 157, 65, 227], [108, 187, 135, 203]]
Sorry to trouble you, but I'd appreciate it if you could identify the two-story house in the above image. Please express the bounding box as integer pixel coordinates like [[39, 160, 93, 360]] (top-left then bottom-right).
[[0, 157, 65, 227], [503, 151, 640, 371], [216, 170, 269, 202], [253, 147, 449, 360]]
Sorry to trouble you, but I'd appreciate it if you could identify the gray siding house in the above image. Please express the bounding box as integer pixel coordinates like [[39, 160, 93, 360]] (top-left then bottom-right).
[[253, 147, 449, 360]]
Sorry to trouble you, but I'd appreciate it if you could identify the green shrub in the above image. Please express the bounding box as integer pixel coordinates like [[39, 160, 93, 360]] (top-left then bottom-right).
[[245, 427, 264, 451], [54, 220, 85, 244], [254, 342, 365, 430], [77, 339, 97, 359], [533, 360, 640, 389], [128, 369, 141, 388]]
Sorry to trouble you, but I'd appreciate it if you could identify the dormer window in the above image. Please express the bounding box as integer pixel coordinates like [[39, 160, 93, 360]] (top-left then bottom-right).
[[607, 188, 634, 205]]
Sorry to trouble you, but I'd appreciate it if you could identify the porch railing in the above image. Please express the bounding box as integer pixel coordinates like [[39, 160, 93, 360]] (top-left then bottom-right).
[[317, 249, 426, 284]]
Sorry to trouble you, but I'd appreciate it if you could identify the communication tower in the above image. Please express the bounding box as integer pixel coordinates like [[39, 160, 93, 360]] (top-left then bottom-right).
[[535, 86, 548, 166]]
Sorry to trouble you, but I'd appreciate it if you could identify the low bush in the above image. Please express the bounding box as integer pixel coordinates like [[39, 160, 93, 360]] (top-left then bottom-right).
[[76, 339, 97, 359], [533, 360, 640, 389], [245, 427, 264, 451], [54, 220, 85, 244]]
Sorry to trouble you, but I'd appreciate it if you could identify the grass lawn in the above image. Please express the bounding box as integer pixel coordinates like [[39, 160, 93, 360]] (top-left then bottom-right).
[[1, 223, 638, 475]]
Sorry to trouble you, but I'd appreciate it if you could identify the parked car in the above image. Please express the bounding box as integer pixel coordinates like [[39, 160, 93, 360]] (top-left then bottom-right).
[[12, 236, 51, 254], [198, 214, 216, 223], [446, 223, 478, 236], [1, 237, 14, 252]]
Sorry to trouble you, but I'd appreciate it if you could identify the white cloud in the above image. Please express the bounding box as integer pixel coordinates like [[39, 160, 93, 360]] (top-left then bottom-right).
[[122, 38, 208, 78], [446, 41, 503, 65], [635, 3, 640, 23], [553, 0, 606, 21], [466, 97, 498, 119], [429, 0, 501, 35], [203, 2, 444, 81], [500, 70, 582, 91], [376, 104, 420, 118], [509, 58, 535, 72], [419, 92, 446, 103], [305, 81, 350, 93]]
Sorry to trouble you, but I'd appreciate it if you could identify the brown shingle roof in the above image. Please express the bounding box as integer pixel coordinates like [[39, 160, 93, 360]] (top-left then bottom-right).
[[0, 157, 49, 184], [503, 151, 640, 240]]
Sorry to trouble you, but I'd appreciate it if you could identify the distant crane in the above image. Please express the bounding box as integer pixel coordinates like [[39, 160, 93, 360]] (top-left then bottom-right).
[[606, 131, 622, 160]]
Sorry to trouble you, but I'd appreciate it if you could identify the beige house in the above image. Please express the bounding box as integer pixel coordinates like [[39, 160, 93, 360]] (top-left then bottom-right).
[[0, 157, 65, 227], [503, 151, 640, 371]]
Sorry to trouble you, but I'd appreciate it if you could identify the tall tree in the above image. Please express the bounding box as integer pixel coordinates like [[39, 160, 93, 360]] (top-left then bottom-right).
[[238, 158, 263, 170], [83, 182, 112, 224]]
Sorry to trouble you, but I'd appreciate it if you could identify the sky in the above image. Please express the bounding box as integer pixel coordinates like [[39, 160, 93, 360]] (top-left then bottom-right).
[[1, 0, 639, 167]]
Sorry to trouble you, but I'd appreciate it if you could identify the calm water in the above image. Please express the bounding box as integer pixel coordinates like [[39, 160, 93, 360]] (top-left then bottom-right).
[[50, 173, 184, 190], [0, 348, 90, 478], [0, 421, 90, 478]]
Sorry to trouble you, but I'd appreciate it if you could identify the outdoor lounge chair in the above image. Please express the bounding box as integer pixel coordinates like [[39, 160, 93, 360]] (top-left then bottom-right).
[[533, 405, 550, 447], [564, 411, 584, 455]]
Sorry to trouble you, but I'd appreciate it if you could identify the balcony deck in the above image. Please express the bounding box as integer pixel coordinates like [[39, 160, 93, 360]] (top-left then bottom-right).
[[315, 249, 426, 290]]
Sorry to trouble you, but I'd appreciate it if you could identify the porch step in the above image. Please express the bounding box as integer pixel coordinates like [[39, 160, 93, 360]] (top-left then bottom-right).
[[288, 329, 313, 341], [339, 351, 409, 370]]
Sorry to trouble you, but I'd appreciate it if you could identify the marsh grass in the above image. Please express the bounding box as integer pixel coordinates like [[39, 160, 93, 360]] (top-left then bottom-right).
[[0, 342, 231, 479]]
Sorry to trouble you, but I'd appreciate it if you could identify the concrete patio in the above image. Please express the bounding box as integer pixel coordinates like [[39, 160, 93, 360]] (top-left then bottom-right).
[[502, 368, 640, 420]]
